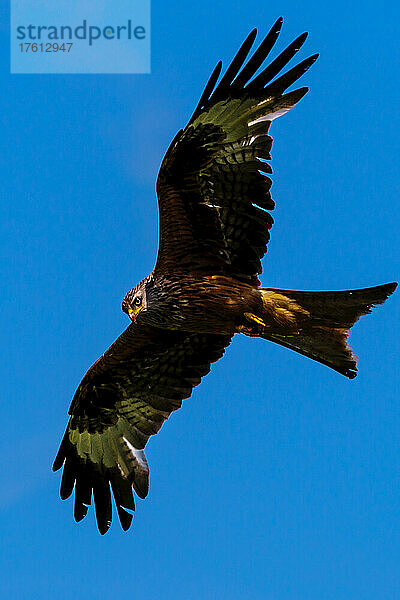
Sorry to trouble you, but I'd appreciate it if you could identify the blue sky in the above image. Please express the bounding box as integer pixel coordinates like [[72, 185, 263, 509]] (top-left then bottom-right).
[[1, 1, 399, 599]]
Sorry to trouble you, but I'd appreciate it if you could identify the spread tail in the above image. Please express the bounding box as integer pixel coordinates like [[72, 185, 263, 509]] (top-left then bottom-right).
[[251, 282, 397, 378]]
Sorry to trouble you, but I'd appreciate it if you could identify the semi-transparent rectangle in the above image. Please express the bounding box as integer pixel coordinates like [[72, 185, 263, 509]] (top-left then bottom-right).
[[11, 0, 150, 74]]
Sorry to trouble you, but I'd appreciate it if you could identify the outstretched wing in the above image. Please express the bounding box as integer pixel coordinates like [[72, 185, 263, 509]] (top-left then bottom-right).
[[53, 323, 231, 534], [156, 18, 318, 285]]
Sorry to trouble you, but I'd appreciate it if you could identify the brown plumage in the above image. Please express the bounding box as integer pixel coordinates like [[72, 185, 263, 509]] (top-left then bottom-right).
[[53, 19, 396, 534]]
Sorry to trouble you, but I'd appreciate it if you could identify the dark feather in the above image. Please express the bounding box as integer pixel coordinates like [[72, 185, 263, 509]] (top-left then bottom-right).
[[264, 54, 319, 96], [190, 61, 223, 123], [233, 17, 283, 88], [213, 28, 257, 98], [93, 474, 112, 535], [74, 465, 92, 522], [111, 476, 135, 531], [60, 457, 75, 500], [247, 32, 308, 90]]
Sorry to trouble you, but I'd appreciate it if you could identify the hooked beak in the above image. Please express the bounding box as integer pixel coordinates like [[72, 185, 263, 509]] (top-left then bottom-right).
[[128, 306, 143, 323]]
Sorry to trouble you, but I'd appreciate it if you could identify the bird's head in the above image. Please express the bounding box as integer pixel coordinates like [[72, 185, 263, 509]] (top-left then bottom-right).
[[122, 281, 147, 323]]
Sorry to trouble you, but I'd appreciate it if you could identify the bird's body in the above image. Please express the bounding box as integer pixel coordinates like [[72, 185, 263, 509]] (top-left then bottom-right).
[[131, 273, 260, 334], [130, 273, 316, 337], [53, 19, 396, 534]]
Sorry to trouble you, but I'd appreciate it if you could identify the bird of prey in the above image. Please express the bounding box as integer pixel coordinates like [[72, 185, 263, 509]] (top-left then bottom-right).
[[53, 18, 396, 534]]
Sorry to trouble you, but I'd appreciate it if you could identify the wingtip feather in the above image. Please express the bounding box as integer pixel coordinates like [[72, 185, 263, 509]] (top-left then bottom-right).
[[52, 456, 64, 472]]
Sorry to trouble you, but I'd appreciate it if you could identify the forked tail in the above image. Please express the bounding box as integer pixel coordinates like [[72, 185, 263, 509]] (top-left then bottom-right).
[[255, 283, 397, 378]]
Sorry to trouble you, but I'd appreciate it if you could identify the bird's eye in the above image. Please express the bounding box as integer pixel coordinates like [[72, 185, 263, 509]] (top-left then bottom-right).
[[133, 296, 142, 307]]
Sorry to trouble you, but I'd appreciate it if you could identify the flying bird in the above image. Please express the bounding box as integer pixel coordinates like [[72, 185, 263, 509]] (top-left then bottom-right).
[[53, 18, 396, 534]]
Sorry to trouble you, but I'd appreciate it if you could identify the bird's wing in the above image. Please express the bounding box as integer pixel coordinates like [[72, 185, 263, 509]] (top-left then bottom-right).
[[155, 18, 318, 285], [53, 322, 231, 534]]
